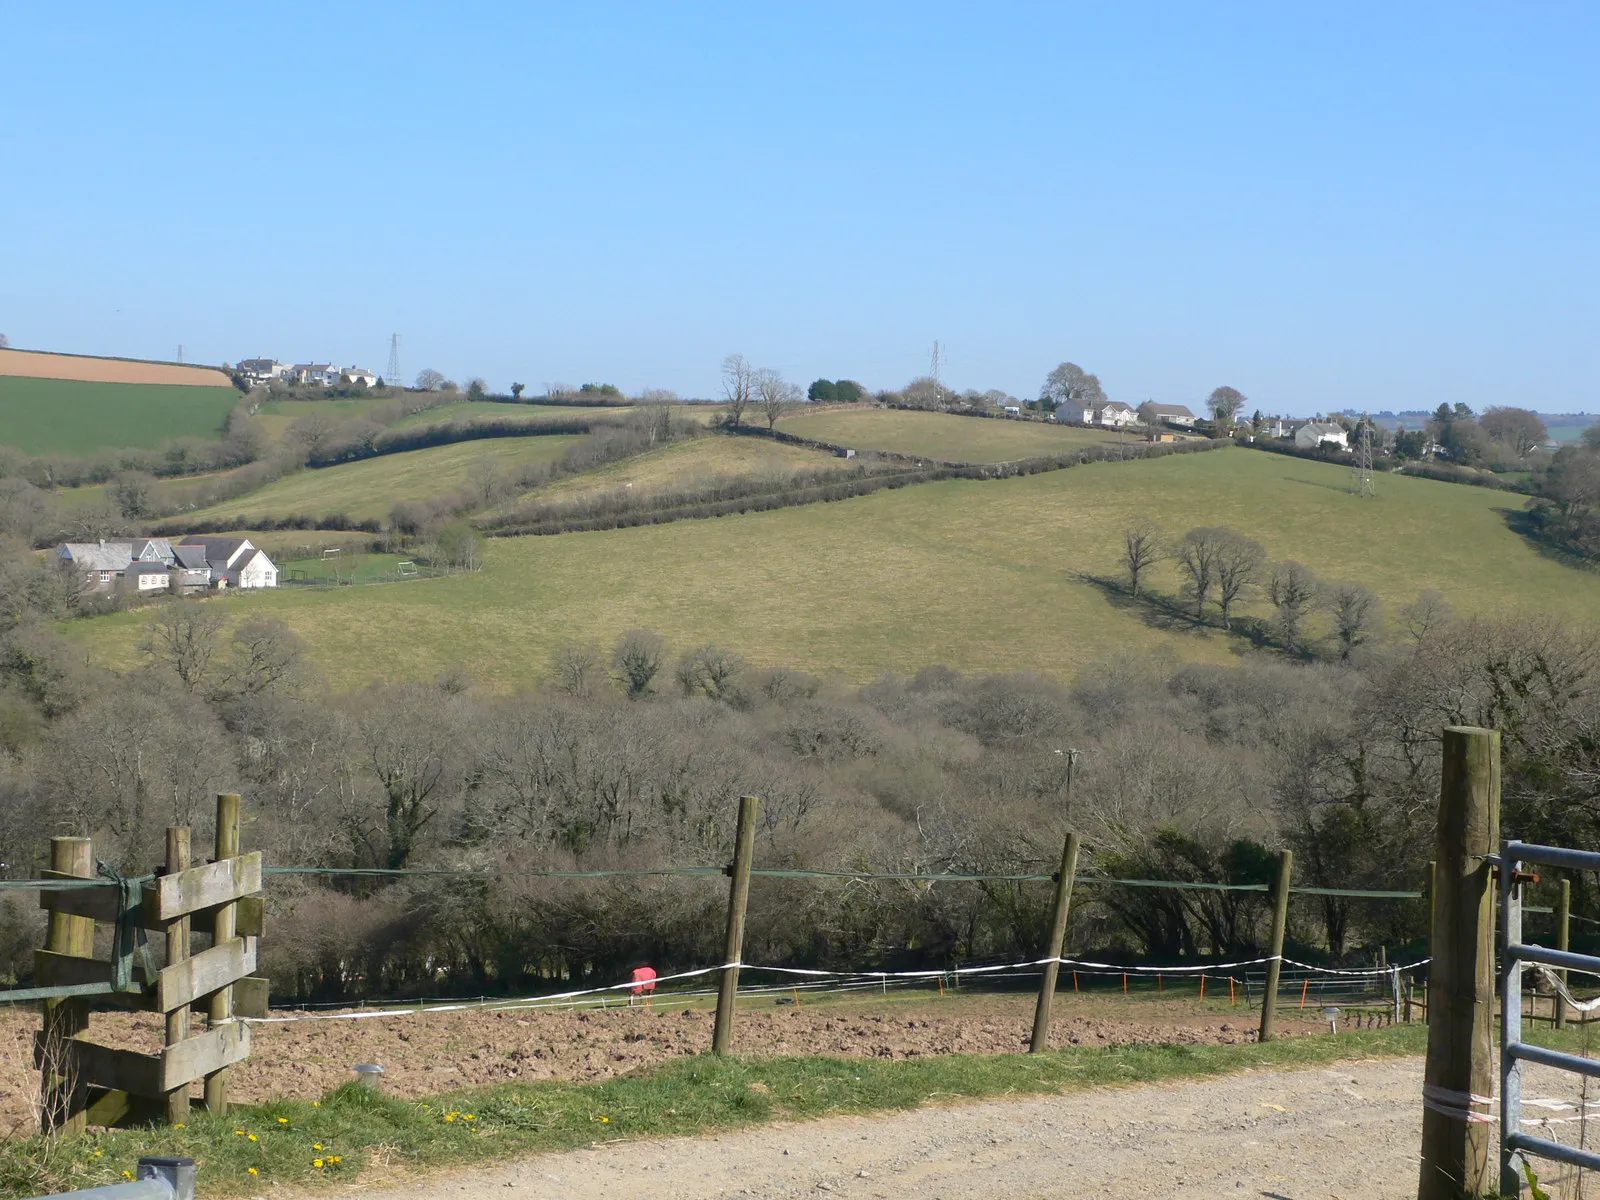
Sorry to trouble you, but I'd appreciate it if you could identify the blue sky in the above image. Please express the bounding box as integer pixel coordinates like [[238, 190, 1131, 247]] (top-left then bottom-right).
[[3, 3, 1596, 414]]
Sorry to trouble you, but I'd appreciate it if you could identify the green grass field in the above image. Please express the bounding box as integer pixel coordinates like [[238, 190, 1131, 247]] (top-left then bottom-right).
[[1547, 421, 1596, 444], [778, 408, 1126, 463], [0, 376, 240, 455], [64, 447, 1600, 687], [251, 397, 399, 443], [521, 435, 839, 505], [176, 436, 583, 524], [392, 401, 627, 430]]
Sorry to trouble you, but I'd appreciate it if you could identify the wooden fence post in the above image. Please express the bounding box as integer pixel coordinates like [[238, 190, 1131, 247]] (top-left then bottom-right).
[[712, 795, 759, 1055], [163, 827, 191, 1124], [1423, 860, 1435, 1025], [1257, 848, 1293, 1043], [1418, 726, 1499, 1200], [41, 836, 94, 1134], [1555, 876, 1571, 1030], [204, 794, 241, 1113], [1030, 831, 1080, 1053]]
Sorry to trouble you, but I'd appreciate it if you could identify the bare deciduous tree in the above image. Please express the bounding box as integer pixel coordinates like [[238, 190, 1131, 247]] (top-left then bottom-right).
[[1401, 589, 1454, 642], [721, 354, 754, 428], [1326, 581, 1381, 660], [1213, 530, 1266, 629], [1040, 362, 1106, 412], [755, 369, 802, 430], [1175, 527, 1228, 619], [221, 618, 306, 698], [1268, 561, 1321, 650], [612, 629, 665, 699], [414, 368, 446, 391], [676, 644, 746, 701], [140, 602, 228, 692], [1480, 406, 1549, 458], [550, 642, 603, 698], [288, 412, 338, 461], [1207, 386, 1246, 425], [1122, 518, 1165, 597]]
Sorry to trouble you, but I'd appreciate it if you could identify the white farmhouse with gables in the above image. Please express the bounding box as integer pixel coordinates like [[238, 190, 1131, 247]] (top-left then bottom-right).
[[56, 536, 278, 593]]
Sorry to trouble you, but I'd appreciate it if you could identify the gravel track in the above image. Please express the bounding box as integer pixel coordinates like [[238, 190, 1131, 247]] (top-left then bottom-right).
[[342, 1056, 1431, 1200]]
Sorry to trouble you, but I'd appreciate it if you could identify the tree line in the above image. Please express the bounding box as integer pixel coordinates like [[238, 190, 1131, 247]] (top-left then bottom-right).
[[2, 574, 1596, 1000]]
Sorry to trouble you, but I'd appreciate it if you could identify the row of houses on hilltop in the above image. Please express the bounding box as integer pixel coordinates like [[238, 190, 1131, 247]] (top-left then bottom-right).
[[56, 537, 279, 596], [237, 359, 379, 389], [1055, 401, 1201, 428]]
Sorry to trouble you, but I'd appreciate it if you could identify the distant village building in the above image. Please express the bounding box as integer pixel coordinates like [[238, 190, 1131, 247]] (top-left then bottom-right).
[[237, 358, 290, 386], [290, 363, 340, 387], [340, 366, 379, 388], [1079, 401, 1137, 427], [1143, 403, 1197, 427], [56, 536, 277, 594], [1295, 421, 1350, 451]]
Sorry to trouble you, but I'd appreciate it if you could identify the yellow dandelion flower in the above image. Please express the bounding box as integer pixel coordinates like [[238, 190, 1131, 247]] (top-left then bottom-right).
[[234, 1129, 246, 1136], [277, 1117, 289, 1125], [312, 1100, 320, 1107], [313, 1159, 324, 1169], [121, 1171, 134, 1180], [443, 1113, 456, 1122], [592, 1114, 610, 1123], [247, 1168, 259, 1176], [247, 1134, 258, 1142], [173, 1123, 186, 1129], [464, 1114, 476, 1121], [329, 1156, 342, 1164]]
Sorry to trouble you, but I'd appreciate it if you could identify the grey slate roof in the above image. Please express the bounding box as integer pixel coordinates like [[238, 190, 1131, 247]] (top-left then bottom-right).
[[59, 542, 135, 572]]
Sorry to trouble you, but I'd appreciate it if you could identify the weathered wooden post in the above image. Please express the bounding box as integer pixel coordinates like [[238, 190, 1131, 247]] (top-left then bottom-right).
[[204, 794, 241, 1113], [1423, 860, 1435, 1025], [1030, 831, 1081, 1053], [712, 795, 759, 1055], [41, 836, 94, 1134], [1555, 876, 1571, 1030], [1417, 726, 1499, 1200], [1257, 849, 1293, 1043], [163, 827, 191, 1124]]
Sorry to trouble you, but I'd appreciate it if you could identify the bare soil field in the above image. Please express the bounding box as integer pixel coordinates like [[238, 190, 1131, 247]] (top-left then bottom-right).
[[0, 992, 1331, 1130], [0, 348, 232, 387]]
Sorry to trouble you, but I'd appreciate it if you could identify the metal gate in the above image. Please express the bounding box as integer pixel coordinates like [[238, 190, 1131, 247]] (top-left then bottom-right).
[[1500, 840, 1600, 1192]]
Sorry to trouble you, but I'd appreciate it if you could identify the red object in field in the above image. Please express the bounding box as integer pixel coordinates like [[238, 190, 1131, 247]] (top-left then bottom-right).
[[630, 966, 658, 995]]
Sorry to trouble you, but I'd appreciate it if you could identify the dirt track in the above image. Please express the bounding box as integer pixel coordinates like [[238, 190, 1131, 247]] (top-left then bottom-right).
[[341, 1056, 1433, 1200]]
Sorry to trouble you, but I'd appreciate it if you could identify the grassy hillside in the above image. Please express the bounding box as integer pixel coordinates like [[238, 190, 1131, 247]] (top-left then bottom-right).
[[392, 400, 627, 430], [0, 376, 239, 455], [523, 435, 839, 505], [178, 436, 583, 523], [64, 447, 1600, 687], [251, 397, 397, 443], [778, 408, 1125, 462]]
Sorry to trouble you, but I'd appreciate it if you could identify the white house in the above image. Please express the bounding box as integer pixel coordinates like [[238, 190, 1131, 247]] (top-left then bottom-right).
[[1144, 403, 1197, 427], [178, 537, 278, 589], [1003, 405, 1022, 416], [341, 366, 379, 388], [1295, 421, 1350, 451], [1088, 401, 1137, 427]]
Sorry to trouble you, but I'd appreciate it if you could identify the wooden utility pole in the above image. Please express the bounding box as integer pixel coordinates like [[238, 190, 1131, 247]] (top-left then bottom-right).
[[1418, 726, 1499, 1200], [712, 795, 759, 1055], [1555, 877, 1571, 1030], [1257, 849, 1293, 1043], [41, 836, 94, 1134], [204, 795, 241, 1113], [163, 827, 192, 1124], [1030, 831, 1081, 1053]]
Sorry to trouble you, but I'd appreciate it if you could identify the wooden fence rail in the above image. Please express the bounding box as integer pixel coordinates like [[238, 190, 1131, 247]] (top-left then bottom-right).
[[34, 794, 267, 1133]]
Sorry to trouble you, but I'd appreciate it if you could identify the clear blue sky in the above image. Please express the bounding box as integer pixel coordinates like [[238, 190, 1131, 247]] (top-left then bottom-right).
[[3, 3, 1596, 415]]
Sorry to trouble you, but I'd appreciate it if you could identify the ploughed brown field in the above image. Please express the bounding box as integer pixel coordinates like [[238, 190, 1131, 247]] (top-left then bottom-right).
[[0, 990, 1334, 1132], [0, 348, 231, 387]]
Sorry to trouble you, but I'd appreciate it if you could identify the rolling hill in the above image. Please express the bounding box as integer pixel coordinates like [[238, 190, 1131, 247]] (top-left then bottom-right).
[[62, 446, 1600, 688], [777, 408, 1127, 462]]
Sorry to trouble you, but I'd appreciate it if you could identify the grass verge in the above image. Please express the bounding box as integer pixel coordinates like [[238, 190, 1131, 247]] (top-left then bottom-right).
[[0, 1026, 1425, 1197]]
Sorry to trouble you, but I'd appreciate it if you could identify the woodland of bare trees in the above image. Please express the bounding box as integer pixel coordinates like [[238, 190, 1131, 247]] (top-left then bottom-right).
[[2, 577, 1598, 1002]]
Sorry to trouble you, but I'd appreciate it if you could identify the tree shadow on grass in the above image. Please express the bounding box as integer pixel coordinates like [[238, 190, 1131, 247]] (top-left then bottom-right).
[[1497, 506, 1600, 574], [1072, 572, 1288, 656]]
